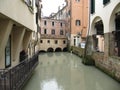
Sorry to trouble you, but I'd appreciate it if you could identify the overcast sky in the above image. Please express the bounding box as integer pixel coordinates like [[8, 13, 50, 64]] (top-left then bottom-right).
[[41, 0, 66, 17]]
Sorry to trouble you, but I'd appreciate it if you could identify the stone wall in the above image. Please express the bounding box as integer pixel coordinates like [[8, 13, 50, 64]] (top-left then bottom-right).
[[84, 33, 120, 82], [71, 46, 84, 57], [94, 55, 120, 82]]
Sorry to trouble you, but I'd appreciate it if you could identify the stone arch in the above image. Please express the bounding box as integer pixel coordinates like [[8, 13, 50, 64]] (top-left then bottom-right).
[[109, 3, 120, 32], [91, 16, 104, 35], [39, 50, 46, 53], [63, 47, 68, 52], [91, 16, 104, 52], [47, 47, 54, 52], [55, 47, 62, 52]]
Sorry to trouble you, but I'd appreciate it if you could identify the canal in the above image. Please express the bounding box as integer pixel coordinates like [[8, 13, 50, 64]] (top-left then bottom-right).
[[23, 52, 120, 90]]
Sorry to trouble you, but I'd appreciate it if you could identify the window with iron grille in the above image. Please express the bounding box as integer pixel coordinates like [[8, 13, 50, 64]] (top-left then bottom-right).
[[63, 40, 66, 44], [76, 20, 81, 26], [44, 20, 47, 25], [51, 29, 55, 35], [60, 23, 63, 27], [52, 22, 54, 26], [60, 30, 64, 35], [55, 40, 58, 44], [47, 40, 50, 43], [40, 40, 43, 43], [44, 29, 47, 34]]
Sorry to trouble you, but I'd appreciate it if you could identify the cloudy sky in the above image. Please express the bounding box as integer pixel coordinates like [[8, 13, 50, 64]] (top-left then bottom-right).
[[41, 0, 66, 17]]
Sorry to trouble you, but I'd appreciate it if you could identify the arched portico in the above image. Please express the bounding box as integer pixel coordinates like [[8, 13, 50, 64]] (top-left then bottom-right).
[[55, 47, 62, 52], [63, 47, 67, 52], [47, 47, 54, 52], [91, 16, 104, 52], [39, 50, 46, 53]]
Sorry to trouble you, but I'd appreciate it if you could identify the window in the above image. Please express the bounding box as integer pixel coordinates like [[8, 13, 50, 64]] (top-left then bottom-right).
[[60, 30, 64, 35], [103, 0, 110, 5], [52, 22, 54, 26], [44, 20, 47, 25], [36, 13, 38, 24], [55, 40, 58, 44], [40, 40, 43, 43], [76, 0, 80, 2], [44, 29, 47, 34], [5, 36, 11, 68], [60, 23, 63, 27], [51, 29, 55, 34], [76, 20, 81, 26], [91, 0, 95, 14], [63, 40, 66, 44], [68, 10, 71, 16], [47, 40, 50, 43]]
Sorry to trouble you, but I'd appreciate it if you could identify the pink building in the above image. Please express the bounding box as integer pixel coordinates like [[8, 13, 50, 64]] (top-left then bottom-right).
[[40, 18, 67, 52]]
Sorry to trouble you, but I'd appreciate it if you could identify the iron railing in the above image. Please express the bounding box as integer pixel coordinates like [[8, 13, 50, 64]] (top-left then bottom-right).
[[0, 52, 39, 90]]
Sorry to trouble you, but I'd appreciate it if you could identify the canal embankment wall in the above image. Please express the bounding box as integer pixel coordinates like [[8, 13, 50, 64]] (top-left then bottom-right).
[[70, 35, 120, 82], [83, 35, 120, 82]]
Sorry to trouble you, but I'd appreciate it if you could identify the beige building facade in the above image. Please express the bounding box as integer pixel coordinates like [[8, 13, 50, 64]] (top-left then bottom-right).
[[0, 0, 41, 69], [40, 18, 67, 52]]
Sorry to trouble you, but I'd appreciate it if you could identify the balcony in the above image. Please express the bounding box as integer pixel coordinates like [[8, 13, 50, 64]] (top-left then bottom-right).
[[0, 52, 39, 90]]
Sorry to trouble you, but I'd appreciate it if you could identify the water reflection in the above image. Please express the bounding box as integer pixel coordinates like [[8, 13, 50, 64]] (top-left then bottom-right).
[[41, 79, 63, 90], [23, 52, 120, 90]]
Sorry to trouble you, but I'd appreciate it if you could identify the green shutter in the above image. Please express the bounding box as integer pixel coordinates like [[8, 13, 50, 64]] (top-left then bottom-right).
[[91, 0, 95, 14]]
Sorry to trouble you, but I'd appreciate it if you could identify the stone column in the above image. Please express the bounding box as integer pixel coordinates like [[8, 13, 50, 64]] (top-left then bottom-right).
[[0, 20, 13, 69], [104, 33, 110, 60], [12, 26, 25, 66], [23, 30, 32, 50]]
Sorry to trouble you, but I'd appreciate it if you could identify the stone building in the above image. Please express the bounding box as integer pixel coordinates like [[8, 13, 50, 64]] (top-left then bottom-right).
[[0, 0, 42, 89], [70, 0, 88, 47], [40, 18, 67, 52], [0, 0, 41, 69], [85, 0, 120, 82]]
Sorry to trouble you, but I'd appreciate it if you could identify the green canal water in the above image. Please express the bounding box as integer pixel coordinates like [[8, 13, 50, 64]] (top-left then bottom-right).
[[23, 52, 120, 90]]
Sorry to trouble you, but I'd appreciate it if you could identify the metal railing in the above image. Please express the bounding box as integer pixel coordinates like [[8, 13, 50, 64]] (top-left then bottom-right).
[[0, 52, 39, 90]]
